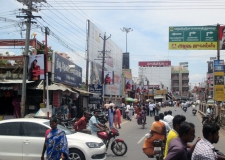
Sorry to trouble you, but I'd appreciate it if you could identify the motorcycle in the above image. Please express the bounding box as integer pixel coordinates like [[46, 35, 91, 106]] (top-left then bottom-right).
[[192, 109, 197, 115], [90, 112, 108, 124], [97, 128, 128, 156], [149, 139, 165, 160], [56, 117, 76, 129], [183, 107, 187, 112]]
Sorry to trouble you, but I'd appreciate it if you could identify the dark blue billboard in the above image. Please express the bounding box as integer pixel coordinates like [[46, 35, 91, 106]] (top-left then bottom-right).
[[214, 60, 224, 72], [53, 53, 82, 87], [89, 84, 102, 104]]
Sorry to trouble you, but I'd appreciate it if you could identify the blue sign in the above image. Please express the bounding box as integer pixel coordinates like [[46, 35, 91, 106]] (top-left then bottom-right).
[[89, 84, 102, 104], [54, 53, 82, 87], [214, 60, 224, 72]]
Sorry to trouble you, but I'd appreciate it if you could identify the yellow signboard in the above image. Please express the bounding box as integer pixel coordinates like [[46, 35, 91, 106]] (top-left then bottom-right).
[[169, 42, 217, 50], [214, 72, 225, 101]]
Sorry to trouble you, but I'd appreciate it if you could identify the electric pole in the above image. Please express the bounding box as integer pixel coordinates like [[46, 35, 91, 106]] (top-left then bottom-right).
[[16, 0, 45, 117], [99, 33, 111, 106]]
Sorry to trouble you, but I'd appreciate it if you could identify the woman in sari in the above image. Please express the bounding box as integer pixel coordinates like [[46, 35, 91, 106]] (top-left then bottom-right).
[[108, 106, 114, 128], [142, 115, 166, 157], [41, 117, 69, 160], [114, 106, 122, 129]]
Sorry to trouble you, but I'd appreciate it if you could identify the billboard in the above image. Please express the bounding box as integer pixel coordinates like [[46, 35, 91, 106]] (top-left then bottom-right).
[[88, 20, 123, 96], [208, 61, 213, 73], [28, 54, 45, 81], [139, 61, 171, 67], [214, 59, 225, 101], [169, 26, 218, 50], [219, 26, 225, 50], [123, 52, 130, 69], [143, 85, 148, 93], [53, 53, 82, 87], [136, 85, 141, 93], [104, 71, 114, 85], [125, 79, 132, 91]]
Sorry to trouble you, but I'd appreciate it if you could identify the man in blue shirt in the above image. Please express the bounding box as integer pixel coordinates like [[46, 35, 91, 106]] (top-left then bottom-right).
[[88, 110, 106, 136]]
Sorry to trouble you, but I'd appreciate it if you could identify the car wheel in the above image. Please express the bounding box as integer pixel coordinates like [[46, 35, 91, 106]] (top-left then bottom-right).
[[69, 148, 85, 160]]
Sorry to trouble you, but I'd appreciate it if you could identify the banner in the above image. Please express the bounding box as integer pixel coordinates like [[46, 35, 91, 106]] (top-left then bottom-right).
[[219, 26, 225, 50], [28, 54, 45, 81], [136, 85, 141, 93], [89, 84, 103, 104], [142, 85, 148, 93], [214, 59, 225, 101], [169, 26, 218, 50], [53, 53, 82, 87], [104, 71, 114, 85], [208, 61, 213, 73], [125, 79, 132, 91]]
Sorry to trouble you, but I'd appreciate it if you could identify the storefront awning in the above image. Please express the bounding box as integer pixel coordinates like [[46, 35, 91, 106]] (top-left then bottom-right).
[[0, 79, 34, 83], [73, 88, 97, 95], [28, 81, 77, 94], [154, 95, 164, 99]]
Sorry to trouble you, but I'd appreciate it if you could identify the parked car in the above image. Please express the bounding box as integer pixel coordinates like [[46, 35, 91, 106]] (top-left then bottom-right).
[[0, 118, 106, 160]]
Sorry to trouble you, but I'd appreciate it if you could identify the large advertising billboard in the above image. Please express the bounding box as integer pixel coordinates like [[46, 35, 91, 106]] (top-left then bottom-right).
[[28, 54, 45, 81], [219, 26, 225, 50], [88, 20, 123, 96], [214, 60, 225, 101], [89, 84, 102, 104], [208, 61, 213, 73], [53, 53, 82, 88], [169, 26, 218, 50], [104, 71, 114, 85]]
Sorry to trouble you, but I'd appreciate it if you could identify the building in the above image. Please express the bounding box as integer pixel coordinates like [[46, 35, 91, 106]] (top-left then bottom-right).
[[138, 61, 171, 101], [171, 65, 190, 100]]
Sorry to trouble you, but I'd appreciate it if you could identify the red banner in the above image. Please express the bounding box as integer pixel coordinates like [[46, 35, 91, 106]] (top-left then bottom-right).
[[139, 61, 171, 67]]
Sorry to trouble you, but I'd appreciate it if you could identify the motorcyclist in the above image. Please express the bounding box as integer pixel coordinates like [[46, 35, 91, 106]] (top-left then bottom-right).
[[74, 111, 91, 134], [137, 106, 147, 125], [87, 110, 106, 136]]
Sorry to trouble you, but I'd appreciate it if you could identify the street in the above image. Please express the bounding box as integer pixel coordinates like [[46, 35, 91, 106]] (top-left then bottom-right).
[[105, 106, 225, 160]]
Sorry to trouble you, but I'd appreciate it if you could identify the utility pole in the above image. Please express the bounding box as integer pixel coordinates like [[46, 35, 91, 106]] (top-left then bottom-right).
[[99, 33, 111, 107], [16, 0, 44, 118]]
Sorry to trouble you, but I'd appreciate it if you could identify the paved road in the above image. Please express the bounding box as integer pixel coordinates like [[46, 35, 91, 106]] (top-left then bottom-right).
[[105, 106, 225, 160]]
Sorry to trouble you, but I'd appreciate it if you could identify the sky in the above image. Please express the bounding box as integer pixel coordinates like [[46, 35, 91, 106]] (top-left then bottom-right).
[[1, 0, 225, 89]]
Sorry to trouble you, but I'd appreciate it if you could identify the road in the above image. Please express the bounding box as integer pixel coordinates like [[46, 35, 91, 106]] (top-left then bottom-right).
[[105, 106, 225, 160]]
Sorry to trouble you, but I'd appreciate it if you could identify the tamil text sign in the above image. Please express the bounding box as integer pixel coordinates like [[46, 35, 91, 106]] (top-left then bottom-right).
[[139, 61, 171, 67], [169, 26, 217, 50], [214, 60, 225, 101]]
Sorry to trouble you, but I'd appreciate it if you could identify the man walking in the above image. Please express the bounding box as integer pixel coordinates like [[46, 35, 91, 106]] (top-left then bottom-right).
[[148, 101, 154, 117]]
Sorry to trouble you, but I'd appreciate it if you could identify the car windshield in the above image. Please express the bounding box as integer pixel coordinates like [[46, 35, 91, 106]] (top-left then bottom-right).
[[43, 121, 75, 135]]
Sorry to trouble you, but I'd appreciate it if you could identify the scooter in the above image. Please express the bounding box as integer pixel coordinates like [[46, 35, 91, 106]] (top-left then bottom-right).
[[148, 139, 165, 160], [97, 128, 128, 156], [192, 109, 197, 115]]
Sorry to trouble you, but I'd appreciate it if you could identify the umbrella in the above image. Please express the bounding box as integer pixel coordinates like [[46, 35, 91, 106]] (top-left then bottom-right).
[[104, 103, 115, 109]]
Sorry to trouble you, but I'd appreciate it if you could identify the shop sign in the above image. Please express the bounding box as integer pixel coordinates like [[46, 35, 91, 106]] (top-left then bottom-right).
[[139, 61, 171, 67], [53, 53, 82, 88], [89, 84, 102, 104], [0, 84, 20, 90]]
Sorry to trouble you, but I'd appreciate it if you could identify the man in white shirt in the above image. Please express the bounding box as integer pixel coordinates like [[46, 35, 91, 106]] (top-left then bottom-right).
[[159, 113, 171, 134], [121, 102, 126, 119], [148, 101, 154, 117], [206, 106, 212, 116], [164, 110, 174, 129]]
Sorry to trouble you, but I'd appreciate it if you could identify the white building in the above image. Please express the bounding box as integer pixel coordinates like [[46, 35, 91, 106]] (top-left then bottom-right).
[[138, 61, 172, 92]]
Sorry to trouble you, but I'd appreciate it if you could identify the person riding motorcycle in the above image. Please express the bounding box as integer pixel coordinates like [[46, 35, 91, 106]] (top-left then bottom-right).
[[74, 111, 91, 134], [137, 106, 147, 125], [142, 115, 166, 158], [87, 110, 106, 136]]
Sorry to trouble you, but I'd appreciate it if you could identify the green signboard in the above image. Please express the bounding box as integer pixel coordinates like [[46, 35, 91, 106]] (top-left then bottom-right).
[[169, 26, 218, 50]]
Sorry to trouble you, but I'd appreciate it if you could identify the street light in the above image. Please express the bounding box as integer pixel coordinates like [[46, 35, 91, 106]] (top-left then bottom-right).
[[121, 27, 133, 53]]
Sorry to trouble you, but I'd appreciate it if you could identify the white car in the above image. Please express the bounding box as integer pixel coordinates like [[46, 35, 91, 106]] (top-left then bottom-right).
[[0, 118, 106, 160]]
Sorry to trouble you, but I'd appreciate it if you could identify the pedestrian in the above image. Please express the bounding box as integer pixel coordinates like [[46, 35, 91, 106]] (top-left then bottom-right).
[[121, 101, 126, 119], [114, 106, 121, 129], [164, 114, 186, 159], [148, 101, 154, 117], [192, 122, 224, 160], [145, 101, 149, 116], [128, 103, 134, 121], [165, 121, 200, 160], [152, 101, 156, 116], [143, 115, 166, 157], [155, 102, 160, 116], [108, 106, 114, 128], [70, 104, 77, 118], [41, 117, 69, 160], [163, 110, 174, 129]]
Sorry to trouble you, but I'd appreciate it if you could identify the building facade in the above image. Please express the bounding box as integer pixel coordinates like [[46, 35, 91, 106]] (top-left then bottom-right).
[[171, 66, 189, 99]]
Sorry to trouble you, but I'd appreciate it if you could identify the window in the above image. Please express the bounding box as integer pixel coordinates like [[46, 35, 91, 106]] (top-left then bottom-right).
[[0, 122, 20, 136], [22, 122, 48, 137]]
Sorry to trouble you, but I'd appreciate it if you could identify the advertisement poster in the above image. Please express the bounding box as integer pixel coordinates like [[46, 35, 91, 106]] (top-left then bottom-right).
[[89, 84, 103, 104], [53, 53, 82, 88], [143, 85, 149, 93], [104, 71, 114, 85], [88, 20, 123, 96], [28, 54, 45, 81], [208, 61, 213, 73], [169, 26, 217, 50], [125, 79, 132, 91], [214, 60, 225, 101], [136, 85, 141, 93], [219, 26, 225, 50]]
